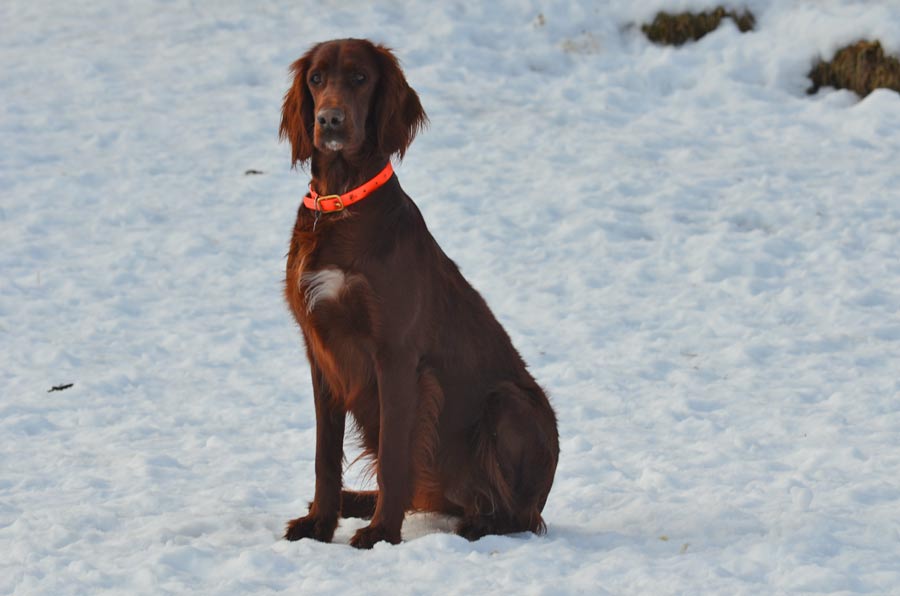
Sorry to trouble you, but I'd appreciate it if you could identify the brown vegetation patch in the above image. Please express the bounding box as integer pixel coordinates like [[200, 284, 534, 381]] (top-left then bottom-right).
[[807, 40, 900, 98], [642, 7, 756, 46]]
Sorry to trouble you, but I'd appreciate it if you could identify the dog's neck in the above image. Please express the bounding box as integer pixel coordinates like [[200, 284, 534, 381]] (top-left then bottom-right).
[[309, 148, 389, 196]]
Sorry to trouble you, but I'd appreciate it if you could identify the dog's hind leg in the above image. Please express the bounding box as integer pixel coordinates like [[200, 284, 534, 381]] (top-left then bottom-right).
[[340, 489, 378, 519], [455, 381, 559, 540]]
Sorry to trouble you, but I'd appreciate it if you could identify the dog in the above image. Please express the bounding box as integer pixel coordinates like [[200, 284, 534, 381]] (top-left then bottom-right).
[[279, 38, 559, 548]]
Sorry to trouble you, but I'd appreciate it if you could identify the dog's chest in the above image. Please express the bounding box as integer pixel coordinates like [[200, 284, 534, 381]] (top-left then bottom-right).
[[290, 262, 371, 321], [286, 260, 377, 402], [299, 268, 347, 312]]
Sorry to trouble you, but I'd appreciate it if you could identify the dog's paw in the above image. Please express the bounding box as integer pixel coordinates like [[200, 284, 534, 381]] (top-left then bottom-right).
[[456, 516, 491, 541], [284, 514, 338, 542], [349, 523, 400, 549]]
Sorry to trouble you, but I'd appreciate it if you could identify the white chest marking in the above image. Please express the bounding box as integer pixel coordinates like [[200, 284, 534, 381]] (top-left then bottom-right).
[[300, 269, 346, 312]]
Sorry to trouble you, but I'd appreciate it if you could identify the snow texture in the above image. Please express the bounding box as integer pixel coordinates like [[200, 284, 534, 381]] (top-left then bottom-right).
[[3, 0, 900, 594]]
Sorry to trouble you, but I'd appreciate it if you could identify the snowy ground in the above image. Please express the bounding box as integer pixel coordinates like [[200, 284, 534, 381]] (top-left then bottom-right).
[[3, 0, 900, 593]]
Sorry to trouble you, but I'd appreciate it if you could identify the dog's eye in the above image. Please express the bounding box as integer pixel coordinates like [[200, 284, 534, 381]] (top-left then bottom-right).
[[309, 72, 322, 86], [351, 72, 367, 85]]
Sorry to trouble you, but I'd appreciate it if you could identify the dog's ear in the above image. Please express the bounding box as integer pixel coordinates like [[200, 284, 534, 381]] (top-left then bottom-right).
[[280, 50, 317, 167], [373, 45, 428, 160]]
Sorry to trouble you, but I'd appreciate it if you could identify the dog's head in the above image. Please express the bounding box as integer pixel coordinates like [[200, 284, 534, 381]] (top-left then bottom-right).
[[280, 39, 427, 166]]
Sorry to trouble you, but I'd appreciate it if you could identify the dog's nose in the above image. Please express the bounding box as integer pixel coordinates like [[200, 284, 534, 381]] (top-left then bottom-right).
[[316, 108, 345, 130]]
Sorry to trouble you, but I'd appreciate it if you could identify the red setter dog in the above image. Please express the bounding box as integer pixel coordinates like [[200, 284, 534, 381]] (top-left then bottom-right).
[[279, 39, 559, 548]]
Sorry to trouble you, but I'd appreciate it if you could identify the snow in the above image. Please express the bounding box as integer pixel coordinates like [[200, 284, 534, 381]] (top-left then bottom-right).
[[3, 0, 900, 593]]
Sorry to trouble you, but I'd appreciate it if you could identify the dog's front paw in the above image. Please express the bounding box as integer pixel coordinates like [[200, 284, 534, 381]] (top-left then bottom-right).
[[349, 523, 400, 549], [284, 513, 338, 542]]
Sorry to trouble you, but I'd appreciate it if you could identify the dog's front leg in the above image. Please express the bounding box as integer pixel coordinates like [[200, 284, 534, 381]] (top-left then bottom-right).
[[285, 360, 345, 542], [350, 349, 416, 548]]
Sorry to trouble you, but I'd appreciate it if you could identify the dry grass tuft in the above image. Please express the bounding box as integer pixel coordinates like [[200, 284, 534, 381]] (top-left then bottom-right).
[[808, 40, 900, 98], [641, 7, 755, 46]]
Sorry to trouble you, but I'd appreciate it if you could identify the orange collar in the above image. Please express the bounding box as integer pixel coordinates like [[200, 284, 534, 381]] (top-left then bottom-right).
[[303, 162, 394, 213]]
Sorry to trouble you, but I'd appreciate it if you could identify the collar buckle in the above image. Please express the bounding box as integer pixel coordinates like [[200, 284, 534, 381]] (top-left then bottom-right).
[[315, 194, 344, 212]]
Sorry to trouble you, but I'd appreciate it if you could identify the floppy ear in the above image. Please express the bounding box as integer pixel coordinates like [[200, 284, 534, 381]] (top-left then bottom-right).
[[279, 51, 316, 167], [373, 45, 428, 160]]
